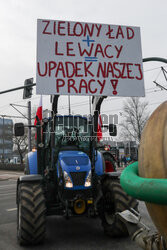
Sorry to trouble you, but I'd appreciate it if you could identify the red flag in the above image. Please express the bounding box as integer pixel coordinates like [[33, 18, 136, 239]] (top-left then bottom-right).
[[34, 96, 42, 140], [34, 96, 42, 126], [97, 114, 103, 141]]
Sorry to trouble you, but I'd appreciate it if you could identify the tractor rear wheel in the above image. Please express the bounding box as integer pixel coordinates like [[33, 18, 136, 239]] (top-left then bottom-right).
[[17, 182, 46, 245], [100, 179, 138, 237]]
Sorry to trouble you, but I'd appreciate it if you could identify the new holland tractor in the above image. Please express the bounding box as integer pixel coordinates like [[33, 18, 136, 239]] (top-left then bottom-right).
[[15, 95, 138, 245]]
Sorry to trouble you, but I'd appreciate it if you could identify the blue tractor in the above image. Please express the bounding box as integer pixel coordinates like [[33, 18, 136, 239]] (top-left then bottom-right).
[[15, 96, 138, 245]]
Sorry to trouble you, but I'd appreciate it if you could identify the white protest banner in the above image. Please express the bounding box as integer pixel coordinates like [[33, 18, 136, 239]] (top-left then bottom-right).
[[36, 19, 145, 96]]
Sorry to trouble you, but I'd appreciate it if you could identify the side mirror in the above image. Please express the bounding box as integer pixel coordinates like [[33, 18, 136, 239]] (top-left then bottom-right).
[[109, 124, 117, 136], [14, 123, 24, 136]]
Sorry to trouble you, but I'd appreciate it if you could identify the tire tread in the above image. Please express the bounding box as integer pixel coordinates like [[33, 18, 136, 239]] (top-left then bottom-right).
[[100, 179, 138, 237], [17, 183, 46, 245]]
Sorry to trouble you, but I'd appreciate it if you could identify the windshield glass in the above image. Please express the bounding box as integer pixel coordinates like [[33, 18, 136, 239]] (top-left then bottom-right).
[[55, 116, 91, 154]]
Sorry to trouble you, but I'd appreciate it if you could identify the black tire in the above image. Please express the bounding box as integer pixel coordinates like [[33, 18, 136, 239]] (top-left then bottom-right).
[[17, 182, 46, 245], [100, 179, 138, 237]]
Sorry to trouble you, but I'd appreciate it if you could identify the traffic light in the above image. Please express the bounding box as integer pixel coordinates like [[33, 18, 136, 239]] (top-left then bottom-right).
[[14, 123, 24, 136], [23, 78, 33, 99]]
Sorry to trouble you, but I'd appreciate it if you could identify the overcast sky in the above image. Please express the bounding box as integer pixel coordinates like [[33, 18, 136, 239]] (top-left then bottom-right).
[[0, 0, 167, 130]]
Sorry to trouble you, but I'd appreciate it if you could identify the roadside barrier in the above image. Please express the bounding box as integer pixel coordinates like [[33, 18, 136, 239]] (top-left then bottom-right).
[[0, 163, 24, 171]]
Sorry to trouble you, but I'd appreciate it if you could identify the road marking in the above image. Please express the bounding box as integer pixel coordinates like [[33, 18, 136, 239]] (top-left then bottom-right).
[[0, 192, 16, 196], [0, 184, 16, 189], [6, 208, 17, 212], [0, 196, 15, 201]]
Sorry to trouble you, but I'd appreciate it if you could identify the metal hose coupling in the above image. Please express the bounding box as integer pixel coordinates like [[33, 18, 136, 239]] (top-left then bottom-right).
[[117, 209, 167, 250]]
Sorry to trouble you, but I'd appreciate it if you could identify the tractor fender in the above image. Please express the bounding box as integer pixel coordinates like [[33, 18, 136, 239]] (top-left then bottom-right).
[[25, 150, 38, 175], [95, 151, 105, 176], [100, 150, 116, 162], [100, 151, 117, 172], [18, 175, 42, 183]]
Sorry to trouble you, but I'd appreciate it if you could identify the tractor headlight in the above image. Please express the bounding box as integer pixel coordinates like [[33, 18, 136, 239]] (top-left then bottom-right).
[[85, 170, 91, 187], [63, 171, 73, 188]]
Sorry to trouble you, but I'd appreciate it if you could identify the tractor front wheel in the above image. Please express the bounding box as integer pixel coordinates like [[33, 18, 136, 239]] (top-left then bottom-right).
[[17, 182, 46, 245], [100, 179, 138, 237]]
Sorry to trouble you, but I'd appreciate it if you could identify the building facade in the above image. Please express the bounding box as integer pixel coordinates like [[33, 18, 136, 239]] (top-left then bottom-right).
[[0, 118, 13, 162]]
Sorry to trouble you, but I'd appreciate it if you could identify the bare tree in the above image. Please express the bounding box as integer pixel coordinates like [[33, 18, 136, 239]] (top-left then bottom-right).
[[12, 107, 37, 163], [13, 131, 28, 163], [119, 97, 149, 143]]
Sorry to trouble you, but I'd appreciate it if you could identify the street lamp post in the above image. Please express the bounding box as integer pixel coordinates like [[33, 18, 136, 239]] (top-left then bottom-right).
[[28, 101, 32, 152]]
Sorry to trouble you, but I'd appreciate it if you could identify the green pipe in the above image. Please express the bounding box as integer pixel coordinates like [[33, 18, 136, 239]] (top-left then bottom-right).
[[120, 162, 167, 205]]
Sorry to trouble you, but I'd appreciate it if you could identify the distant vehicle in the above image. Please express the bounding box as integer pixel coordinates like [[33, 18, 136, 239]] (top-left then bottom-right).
[[10, 157, 19, 164]]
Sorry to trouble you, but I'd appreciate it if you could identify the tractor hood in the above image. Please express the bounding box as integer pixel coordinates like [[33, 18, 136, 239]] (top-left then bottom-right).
[[58, 151, 91, 173]]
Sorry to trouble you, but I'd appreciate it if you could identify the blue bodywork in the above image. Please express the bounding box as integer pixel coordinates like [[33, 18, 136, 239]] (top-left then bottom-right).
[[57, 150, 104, 190], [95, 151, 104, 176], [27, 149, 104, 188], [57, 151, 91, 190], [27, 151, 38, 174]]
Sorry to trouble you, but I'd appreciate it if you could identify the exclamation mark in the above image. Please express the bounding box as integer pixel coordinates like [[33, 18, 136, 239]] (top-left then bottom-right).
[[110, 79, 118, 95]]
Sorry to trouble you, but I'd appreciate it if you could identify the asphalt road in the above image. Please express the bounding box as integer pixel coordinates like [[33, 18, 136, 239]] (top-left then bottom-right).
[[0, 175, 156, 250]]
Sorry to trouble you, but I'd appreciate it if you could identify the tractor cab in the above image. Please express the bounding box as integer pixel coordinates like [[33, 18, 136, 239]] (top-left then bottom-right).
[[54, 115, 92, 156]]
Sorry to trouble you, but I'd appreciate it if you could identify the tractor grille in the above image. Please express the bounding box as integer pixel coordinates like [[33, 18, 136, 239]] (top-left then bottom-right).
[[62, 156, 89, 166], [70, 171, 87, 186]]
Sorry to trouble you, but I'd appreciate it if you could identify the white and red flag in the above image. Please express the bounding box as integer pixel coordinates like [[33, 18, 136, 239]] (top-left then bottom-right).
[[97, 114, 103, 142], [34, 96, 43, 140], [34, 95, 43, 126]]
